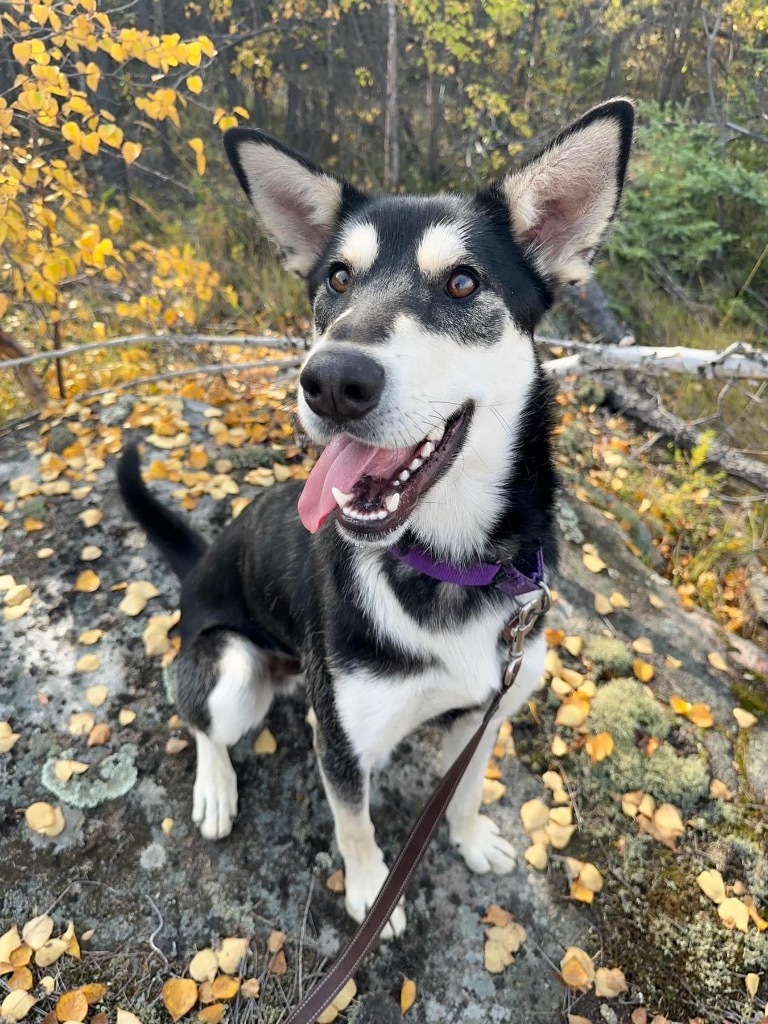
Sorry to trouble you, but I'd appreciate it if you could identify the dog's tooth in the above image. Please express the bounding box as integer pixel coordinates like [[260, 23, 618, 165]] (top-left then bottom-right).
[[399, 470, 410, 483], [428, 425, 445, 443], [409, 458, 423, 472], [385, 492, 400, 513], [343, 505, 353, 516], [332, 487, 355, 508], [377, 510, 387, 520], [419, 441, 435, 459]]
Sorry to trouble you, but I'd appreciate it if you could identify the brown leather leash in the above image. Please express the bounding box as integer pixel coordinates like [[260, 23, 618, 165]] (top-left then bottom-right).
[[285, 584, 551, 1024]]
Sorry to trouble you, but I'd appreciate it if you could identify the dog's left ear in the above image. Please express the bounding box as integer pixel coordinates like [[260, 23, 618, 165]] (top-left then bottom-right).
[[500, 99, 634, 287], [224, 128, 362, 277]]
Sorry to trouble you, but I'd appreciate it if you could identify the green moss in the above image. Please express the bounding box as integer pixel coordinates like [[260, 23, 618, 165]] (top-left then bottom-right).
[[584, 636, 634, 678], [731, 679, 768, 717], [589, 678, 670, 743], [41, 745, 138, 808]]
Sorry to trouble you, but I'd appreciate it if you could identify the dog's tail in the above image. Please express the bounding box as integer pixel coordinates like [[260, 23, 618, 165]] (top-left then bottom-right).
[[117, 443, 208, 580]]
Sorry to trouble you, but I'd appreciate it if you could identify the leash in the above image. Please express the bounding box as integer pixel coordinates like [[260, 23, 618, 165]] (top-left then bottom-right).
[[285, 572, 551, 1024]]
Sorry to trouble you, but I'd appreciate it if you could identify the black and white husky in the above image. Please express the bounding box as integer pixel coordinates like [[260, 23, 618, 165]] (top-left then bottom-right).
[[118, 100, 633, 938]]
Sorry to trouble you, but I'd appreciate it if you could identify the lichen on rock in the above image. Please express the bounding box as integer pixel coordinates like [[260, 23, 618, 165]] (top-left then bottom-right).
[[41, 744, 139, 808], [584, 635, 634, 678]]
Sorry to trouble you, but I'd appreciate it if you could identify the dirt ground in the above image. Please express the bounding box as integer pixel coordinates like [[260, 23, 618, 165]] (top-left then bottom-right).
[[1, 396, 766, 1024]]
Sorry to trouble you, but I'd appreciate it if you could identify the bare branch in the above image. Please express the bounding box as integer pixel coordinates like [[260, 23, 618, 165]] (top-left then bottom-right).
[[540, 340, 768, 381]]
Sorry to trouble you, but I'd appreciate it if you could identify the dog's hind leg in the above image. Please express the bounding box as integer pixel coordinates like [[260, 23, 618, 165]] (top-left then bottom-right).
[[176, 631, 274, 840], [442, 631, 546, 874]]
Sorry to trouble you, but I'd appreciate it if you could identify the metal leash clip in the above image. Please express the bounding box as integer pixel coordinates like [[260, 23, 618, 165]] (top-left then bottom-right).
[[502, 584, 552, 690]]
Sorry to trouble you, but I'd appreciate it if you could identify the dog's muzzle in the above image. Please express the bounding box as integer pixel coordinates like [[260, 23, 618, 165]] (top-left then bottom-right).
[[300, 348, 385, 424]]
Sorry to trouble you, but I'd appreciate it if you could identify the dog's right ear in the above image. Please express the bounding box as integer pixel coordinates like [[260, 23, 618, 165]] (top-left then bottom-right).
[[224, 129, 361, 277]]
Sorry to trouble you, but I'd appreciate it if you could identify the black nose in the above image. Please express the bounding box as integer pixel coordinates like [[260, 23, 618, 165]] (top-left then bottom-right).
[[300, 349, 385, 423]]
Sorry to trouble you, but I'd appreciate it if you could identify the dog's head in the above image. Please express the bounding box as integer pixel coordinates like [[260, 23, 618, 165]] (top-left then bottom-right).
[[224, 101, 633, 557]]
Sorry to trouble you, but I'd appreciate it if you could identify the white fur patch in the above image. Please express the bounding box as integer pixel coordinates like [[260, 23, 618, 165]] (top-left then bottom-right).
[[416, 223, 469, 277], [192, 730, 238, 840], [339, 221, 379, 273], [207, 635, 273, 746]]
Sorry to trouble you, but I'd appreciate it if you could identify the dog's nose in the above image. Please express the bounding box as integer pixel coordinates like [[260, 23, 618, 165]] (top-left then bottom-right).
[[300, 350, 385, 422]]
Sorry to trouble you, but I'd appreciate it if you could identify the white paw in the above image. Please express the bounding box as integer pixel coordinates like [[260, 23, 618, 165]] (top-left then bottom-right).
[[344, 855, 407, 940], [450, 814, 516, 875], [192, 758, 238, 840]]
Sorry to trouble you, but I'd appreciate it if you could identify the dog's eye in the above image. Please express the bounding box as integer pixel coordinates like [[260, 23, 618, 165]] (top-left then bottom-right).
[[446, 268, 479, 299], [328, 264, 351, 293]]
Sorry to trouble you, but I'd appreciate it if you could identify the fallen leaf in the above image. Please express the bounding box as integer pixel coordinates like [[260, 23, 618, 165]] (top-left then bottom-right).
[[162, 978, 198, 1022], [482, 778, 506, 804], [76, 654, 100, 673], [326, 870, 345, 893], [563, 635, 583, 656], [9, 945, 31, 968], [648, 594, 665, 609], [0, 721, 20, 753], [551, 735, 568, 757], [143, 611, 181, 657], [7, 967, 33, 991], [400, 978, 416, 1014], [196, 1005, 223, 1024], [687, 703, 714, 728], [560, 946, 595, 990], [709, 779, 733, 801], [594, 593, 613, 615], [1, 990, 37, 1021], [733, 708, 758, 729], [79, 508, 102, 528], [189, 949, 218, 983], [239, 980, 260, 999], [707, 651, 728, 672], [652, 803, 685, 847], [54, 759, 89, 782], [69, 711, 96, 735], [524, 844, 548, 870], [717, 897, 749, 932], [87, 723, 112, 747], [56, 990, 88, 1022], [743, 896, 768, 932], [119, 580, 159, 616], [86, 685, 109, 707], [632, 637, 654, 655], [117, 1010, 143, 1024], [34, 938, 68, 967], [165, 737, 189, 754], [78, 629, 103, 645], [37, 548, 54, 559], [80, 545, 102, 561], [665, 654, 682, 669], [0, 925, 21, 963], [555, 696, 590, 728], [210, 977, 239, 1000], [545, 822, 576, 849], [609, 591, 630, 609], [633, 659, 655, 683], [162, 818, 174, 835], [74, 570, 100, 593], [567, 1017, 592, 1024], [118, 708, 136, 726], [579, 862, 603, 893], [583, 553, 607, 573], [520, 798, 549, 833], [269, 949, 287, 975], [585, 732, 614, 762], [697, 869, 726, 904], [549, 805, 572, 827], [267, 930, 285, 954], [484, 939, 513, 973], [253, 728, 277, 754], [79, 983, 105, 1004], [216, 937, 247, 974], [25, 804, 65, 837], [631, 1010, 648, 1024], [594, 967, 628, 998], [745, 973, 760, 999], [333, 978, 356, 1011], [5, 584, 32, 607]]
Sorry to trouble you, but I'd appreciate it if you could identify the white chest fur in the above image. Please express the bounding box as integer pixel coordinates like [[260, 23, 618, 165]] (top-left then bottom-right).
[[334, 555, 539, 767]]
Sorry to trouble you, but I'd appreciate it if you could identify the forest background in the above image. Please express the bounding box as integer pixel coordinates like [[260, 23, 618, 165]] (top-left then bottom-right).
[[1, 0, 767, 643]]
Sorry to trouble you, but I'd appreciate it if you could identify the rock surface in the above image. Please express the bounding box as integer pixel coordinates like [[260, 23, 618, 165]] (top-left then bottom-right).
[[1, 396, 766, 1024]]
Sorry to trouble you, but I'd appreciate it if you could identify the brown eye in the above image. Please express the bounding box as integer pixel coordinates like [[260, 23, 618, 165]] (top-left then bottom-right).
[[446, 268, 479, 299], [329, 264, 350, 293]]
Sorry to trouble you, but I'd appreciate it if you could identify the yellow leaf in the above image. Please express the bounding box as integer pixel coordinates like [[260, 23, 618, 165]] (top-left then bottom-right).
[[733, 707, 758, 729], [21, 916, 53, 951], [559, 946, 595, 990], [583, 552, 607, 573], [78, 628, 103, 645], [119, 580, 159, 616], [122, 141, 142, 165], [697, 868, 726, 904], [631, 637, 654, 655], [687, 702, 713, 728], [69, 711, 96, 735], [707, 651, 728, 672], [253, 728, 277, 755], [187, 75, 203, 93], [86, 685, 108, 707], [669, 695, 691, 716], [216, 937, 247, 974], [53, 759, 89, 782], [648, 594, 665, 609], [210, 977, 239, 1000], [79, 508, 102, 528], [98, 123, 123, 148], [524, 843, 548, 870], [1, 991, 37, 1022], [594, 592, 613, 615], [76, 654, 100, 673], [609, 591, 630, 609], [400, 978, 416, 1014], [161, 978, 198, 1022], [717, 897, 749, 933], [632, 659, 655, 683], [118, 708, 136, 726], [7, 966, 33, 992], [585, 732, 614, 762], [484, 939, 513, 973], [745, 973, 760, 999], [56, 990, 88, 1022], [25, 804, 65, 837], [520, 798, 549, 833], [594, 967, 628, 999], [481, 778, 506, 804], [188, 136, 204, 155], [325, 869, 345, 893]]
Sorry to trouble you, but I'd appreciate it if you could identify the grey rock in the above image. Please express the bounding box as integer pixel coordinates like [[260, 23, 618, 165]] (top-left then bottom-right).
[[746, 721, 768, 803]]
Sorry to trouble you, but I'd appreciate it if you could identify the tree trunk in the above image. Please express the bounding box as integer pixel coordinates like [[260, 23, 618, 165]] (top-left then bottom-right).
[[383, 0, 399, 188]]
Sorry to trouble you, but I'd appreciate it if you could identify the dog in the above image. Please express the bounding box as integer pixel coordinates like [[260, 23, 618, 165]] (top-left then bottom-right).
[[118, 99, 633, 939]]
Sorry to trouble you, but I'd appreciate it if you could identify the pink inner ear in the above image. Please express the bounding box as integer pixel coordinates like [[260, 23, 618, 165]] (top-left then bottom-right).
[[265, 182, 328, 257]]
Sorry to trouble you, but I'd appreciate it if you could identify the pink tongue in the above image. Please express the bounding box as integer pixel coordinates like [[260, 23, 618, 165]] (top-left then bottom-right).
[[298, 434, 414, 533]]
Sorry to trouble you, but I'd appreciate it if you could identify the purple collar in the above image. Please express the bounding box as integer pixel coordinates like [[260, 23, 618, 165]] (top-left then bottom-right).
[[389, 545, 545, 598]]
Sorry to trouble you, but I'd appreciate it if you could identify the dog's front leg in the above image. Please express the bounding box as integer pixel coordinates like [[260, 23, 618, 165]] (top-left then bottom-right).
[[309, 710, 406, 939], [443, 631, 546, 874]]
